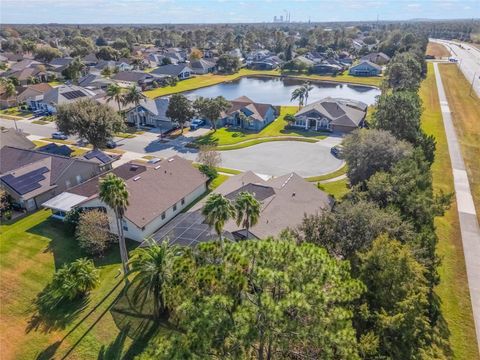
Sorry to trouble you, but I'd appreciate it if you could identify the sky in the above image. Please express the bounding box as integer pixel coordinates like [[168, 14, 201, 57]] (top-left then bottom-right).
[[1, 0, 479, 24]]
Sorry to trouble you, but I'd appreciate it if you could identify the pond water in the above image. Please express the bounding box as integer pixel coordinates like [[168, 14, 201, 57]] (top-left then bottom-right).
[[184, 76, 380, 106]]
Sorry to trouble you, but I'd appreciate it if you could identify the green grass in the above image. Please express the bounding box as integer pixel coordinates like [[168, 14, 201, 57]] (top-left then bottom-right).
[[32, 120, 48, 125], [47, 81, 63, 87], [193, 106, 327, 148], [215, 166, 242, 175], [0, 210, 142, 359], [33, 140, 88, 157], [143, 68, 381, 99], [316, 178, 350, 199], [0, 106, 32, 118], [420, 62, 479, 360], [306, 164, 347, 182], [40, 137, 75, 145], [216, 136, 318, 150]]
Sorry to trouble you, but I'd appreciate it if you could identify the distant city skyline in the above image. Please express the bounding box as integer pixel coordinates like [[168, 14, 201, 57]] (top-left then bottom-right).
[[2, 0, 479, 24]]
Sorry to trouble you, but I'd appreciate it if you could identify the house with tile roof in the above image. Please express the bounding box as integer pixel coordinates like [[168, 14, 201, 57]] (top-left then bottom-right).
[[217, 96, 277, 131], [293, 97, 367, 133], [43, 156, 208, 242], [0, 146, 103, 211]]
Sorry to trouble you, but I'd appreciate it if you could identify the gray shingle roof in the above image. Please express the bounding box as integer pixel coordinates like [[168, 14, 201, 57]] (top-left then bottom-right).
[[151, 64, 192, 76]]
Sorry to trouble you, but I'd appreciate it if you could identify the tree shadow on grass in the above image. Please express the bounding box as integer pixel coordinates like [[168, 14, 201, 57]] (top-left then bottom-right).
[[431, 292, 453, 358], [26, 216, 139, 269], [26, 294, 90, 334]]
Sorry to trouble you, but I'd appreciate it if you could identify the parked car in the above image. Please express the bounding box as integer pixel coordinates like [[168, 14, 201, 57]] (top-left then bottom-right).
[[105, 139, 117, 149], [330, 145, 344, 158], [448, 57, 458, 63], [51, 132, 68, 140], [190, 119, 205, 130]]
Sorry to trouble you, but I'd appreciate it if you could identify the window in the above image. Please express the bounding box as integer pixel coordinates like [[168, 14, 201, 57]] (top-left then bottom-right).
[[295, 119, 305, 127], [161, 212, 166, 220], [173, 203, 177, 212], [181, 198, 185, 206], [122, 219, 128, 231]]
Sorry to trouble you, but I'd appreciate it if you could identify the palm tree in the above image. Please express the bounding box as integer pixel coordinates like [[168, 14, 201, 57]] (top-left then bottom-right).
[[99, 174, 130, 281], [106, 83, 123, 113], [122, 85, 145, 128], [290, 87, 306, 108], [234, 192, 261, 239], [202, 193, 235, 246], [128, 240, 178, 319], [302, 81, 314, 105]]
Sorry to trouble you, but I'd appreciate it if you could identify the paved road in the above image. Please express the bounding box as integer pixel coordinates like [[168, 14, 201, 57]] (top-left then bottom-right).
[[0, 117, 344, 177], [434, 62, 480, 354], [431, 38, 480, 97], [220, 137, 344, 177]]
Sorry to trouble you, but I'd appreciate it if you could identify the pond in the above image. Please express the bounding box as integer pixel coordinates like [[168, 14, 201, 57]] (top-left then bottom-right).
[[184, 76, 381, 106]]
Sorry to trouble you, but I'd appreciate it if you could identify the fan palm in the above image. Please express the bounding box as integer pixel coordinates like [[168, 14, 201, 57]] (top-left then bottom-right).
[[128, 240, 179, 319], [106, 83, 123, 113], [99, 174, 130, 281], [290, 87, 306, 108], [202, 193, 235, 245], [234, 191, 261, 239], [122, 85, 145, 128]]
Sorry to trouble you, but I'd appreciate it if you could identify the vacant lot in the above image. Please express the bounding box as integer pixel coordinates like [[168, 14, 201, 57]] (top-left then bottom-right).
[[0, 210, 142, 359], [420, 62, 479, 360], [439, 63, 480, 223], [426, 42, 451, 58]]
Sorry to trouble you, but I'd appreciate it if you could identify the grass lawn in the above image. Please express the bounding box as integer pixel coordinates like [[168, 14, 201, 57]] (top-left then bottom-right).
[[439, 63, 480, 224], [47, 81, 63, 87], [306, 164, 347, 182], [420, 62, 479, 360], [0, 210, 143, 360], [426, 42, 451, 58], [317, 178, 350, 200], [33, 140, 88, 157], [0, 106, 32, 118], [193, 106, 327, 148], [143, 68, 381, 99]]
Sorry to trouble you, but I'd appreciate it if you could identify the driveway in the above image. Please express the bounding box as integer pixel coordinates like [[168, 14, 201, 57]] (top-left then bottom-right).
[[219, 137, 344, 177]]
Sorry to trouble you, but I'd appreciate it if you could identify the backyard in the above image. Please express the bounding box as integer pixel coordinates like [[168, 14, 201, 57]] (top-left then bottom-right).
[[0, 210, 147, 360], [143, 68, 382, 99], [420, 62, 479, 360]]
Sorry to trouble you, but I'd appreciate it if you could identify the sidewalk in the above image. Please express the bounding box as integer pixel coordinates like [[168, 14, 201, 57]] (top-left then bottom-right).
[[434, 62, 480, 354]]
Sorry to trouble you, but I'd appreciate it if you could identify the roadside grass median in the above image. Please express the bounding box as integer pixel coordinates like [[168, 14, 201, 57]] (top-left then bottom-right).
[[421, 62, 479, 360], [306, 164, 347, 182]]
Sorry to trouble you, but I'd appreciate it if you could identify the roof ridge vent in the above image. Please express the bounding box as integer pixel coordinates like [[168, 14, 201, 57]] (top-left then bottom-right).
[[281, 173, 294, 188], [133, 176, 141, 181], [154, 165, 161, 170], [168, 158, 174, 162]]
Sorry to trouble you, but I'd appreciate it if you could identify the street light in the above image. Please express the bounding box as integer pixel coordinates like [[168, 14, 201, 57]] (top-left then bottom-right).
[[470, 71, 478, 96]]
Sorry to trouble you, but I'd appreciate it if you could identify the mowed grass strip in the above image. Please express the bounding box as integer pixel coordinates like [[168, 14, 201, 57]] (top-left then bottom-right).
[[0, 210, 139, 360], [421, 62, 479, 360], [439, 63, 480, 224], [426, 42, 451, 58], [143, 68, 381, 99]]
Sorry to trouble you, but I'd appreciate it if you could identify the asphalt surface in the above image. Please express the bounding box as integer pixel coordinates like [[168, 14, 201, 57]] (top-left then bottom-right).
[[434, 62, 480, 354], [431, 38, 480, 97], [220, 137, 344, 177], [0, 117, 344, 177]]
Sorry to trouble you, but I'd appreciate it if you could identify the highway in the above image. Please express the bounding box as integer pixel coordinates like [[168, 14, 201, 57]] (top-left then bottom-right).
[[431, 38, 480, 97]]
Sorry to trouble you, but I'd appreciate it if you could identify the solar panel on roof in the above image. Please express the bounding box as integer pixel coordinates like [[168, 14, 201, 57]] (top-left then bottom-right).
[[1, 166, 49, 195], [84, 149, 111, 164], [62, 90, 87, 100]]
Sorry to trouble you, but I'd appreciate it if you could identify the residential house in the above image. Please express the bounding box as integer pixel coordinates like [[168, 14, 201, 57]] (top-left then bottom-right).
[[0, 146, 103, 211], [0, 128, 35, 150], [228, 48, 244, 63], [348, 60, 382, 76], [78, 74, 114, 90], [48, 57, 73, 69], [153, 171, 333, 245], [37, 142, 73, 157], [218, 96, 277, 131], [151, 64, 193, 80], [125, 97, 175, 129], [293, 97, 367, 133], [16, 83, 53, 107], [79, 149, 116, 172], [311, 62, 343, 75], [190, 59, 216, 74], [82, 53, 99, 66], [43, 156, 208, 242], [360, 52, 391, 65], [111, 71, 169, 89], [248, 55, 282, 70], [35, 84, 96, 113]]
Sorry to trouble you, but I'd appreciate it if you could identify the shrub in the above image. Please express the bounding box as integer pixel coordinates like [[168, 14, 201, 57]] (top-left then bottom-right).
[[199, 164, 218, 182], [76, 209, 114, 255], [38, 258, 99, 309]]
